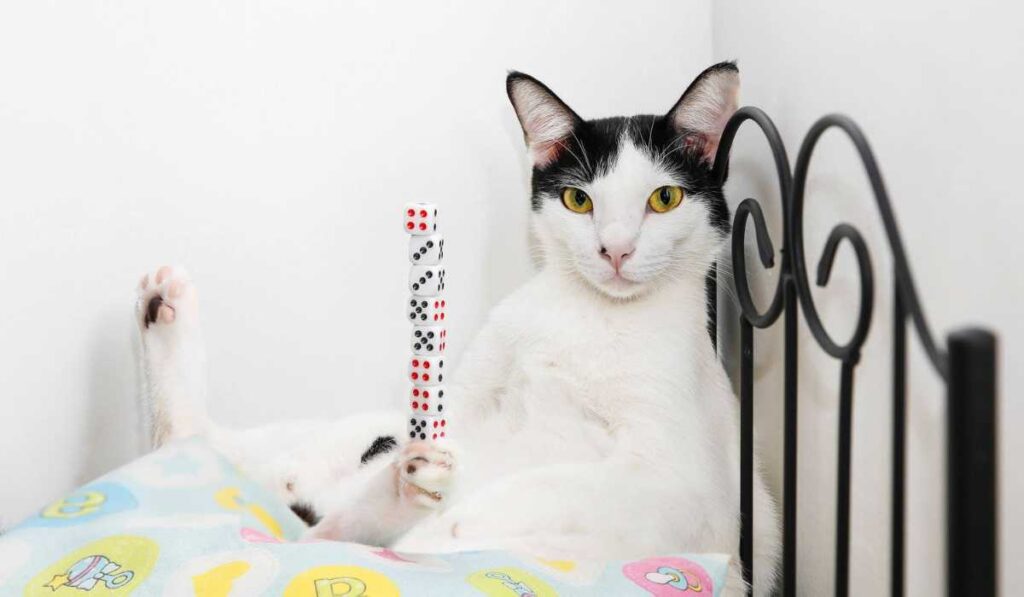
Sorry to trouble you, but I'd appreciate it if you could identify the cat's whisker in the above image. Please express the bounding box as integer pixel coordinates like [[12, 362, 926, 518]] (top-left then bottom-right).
[[553, 139, 591, 179], [569, 129, 594, 176]]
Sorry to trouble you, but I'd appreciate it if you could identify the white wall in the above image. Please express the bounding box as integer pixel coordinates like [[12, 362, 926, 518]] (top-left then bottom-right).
[[3, 2, 1016, 592], [713, 1, 1022, 594], [0, 1, 713, 526]]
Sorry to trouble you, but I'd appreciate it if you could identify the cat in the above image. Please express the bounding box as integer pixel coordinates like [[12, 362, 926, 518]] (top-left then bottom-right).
[[135, 62, 780, 596]]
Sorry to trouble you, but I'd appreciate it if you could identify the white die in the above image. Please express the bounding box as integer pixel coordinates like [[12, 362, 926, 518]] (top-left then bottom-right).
[[411, 325, 446, 355], [409, 234, 444, 265], [404, 203, 438, 235], [408, 413, 448, 441], [407, 296, 447, 324], [410, 384, 446, 415], [408, 355, 446, 385], [409, 265, 446, 296]]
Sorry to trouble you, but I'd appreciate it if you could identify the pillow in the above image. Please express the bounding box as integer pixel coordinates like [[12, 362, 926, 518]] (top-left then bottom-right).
[[0, 438, 730, 596]]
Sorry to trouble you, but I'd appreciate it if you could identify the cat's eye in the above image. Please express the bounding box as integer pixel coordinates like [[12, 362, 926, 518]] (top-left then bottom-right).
[[561, 187, 593, 214], [648, 186, 685, 213]]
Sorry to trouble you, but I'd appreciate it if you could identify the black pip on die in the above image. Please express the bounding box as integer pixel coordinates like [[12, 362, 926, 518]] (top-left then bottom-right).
[[403, 202, 448, 443], [409, 356, 445, 385], [408, 297, 447, 324], [410, 384, 446, 414], [411, 326, 446, 355], [410, 265, 446, 296], [409, 414, 447, 441], [409, 234, 444, 264]]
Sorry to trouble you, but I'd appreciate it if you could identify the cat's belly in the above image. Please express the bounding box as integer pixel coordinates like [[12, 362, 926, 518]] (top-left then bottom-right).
[[457, 348, 689, 490]]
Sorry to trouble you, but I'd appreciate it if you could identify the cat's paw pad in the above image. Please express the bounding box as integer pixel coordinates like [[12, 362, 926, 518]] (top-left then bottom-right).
[[135, 266, 197, 331], [396, 441, 454, 509]]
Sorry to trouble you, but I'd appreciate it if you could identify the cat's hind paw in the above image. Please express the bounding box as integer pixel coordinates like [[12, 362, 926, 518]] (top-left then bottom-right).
[[135, 266, 198, 332], [396, 441, 454, 509]]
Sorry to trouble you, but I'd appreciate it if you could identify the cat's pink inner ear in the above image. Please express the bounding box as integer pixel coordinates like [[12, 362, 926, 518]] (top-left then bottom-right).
[[530, 133, 569, 168], [669, 65, 740, 165], [508, 76, 579, 168]]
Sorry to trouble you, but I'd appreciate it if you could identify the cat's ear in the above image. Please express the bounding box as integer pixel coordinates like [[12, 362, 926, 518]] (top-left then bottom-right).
[[666, 62, 740, 166], [507, 72, 583, 168]]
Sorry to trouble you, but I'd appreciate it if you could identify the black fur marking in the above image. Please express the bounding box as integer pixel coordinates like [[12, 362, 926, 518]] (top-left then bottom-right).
[[289, 502, 321, 526], [513, 63, 738, 236], [144, 295, 162, 328], [360, 435, 398, 465], [527, 113, 729, 235]]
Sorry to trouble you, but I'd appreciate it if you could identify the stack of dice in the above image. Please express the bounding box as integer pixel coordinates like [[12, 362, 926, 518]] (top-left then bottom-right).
[[404, 203, 448, 442]]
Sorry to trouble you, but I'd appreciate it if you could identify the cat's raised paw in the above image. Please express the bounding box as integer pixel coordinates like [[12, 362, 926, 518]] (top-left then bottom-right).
[[396, 441, 454, 509], [135, 266, 197, 331]]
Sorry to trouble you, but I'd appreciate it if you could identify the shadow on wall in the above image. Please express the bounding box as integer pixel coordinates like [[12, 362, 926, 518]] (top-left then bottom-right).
[[76, 306, 146, 487]]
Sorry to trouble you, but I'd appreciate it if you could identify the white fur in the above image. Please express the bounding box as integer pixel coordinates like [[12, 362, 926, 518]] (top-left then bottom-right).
[[507, 75, 579, 167], [670, 68, 740, 164], [135, 69, 780, 597]]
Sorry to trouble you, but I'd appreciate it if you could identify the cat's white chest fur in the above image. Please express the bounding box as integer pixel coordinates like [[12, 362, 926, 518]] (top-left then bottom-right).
[[451, 268, 731, 487]]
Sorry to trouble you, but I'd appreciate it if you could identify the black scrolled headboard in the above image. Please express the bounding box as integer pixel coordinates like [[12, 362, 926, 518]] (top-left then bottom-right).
[[708, 107, 999, 597]]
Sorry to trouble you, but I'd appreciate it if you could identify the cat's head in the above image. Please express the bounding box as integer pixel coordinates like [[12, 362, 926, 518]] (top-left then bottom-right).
[[507, 62, 738, 300]]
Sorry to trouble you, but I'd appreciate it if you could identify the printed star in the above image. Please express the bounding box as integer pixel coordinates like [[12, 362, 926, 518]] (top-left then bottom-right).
[[45, 574, 69, 591]]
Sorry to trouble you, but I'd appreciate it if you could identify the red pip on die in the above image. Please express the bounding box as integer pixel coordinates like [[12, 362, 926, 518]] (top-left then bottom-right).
[[410, 384, 446, 415], [404, 203, 438, 235], [409, 356, 445, 385], [409, 414, 447, 441], [408, 297, 447, 324]]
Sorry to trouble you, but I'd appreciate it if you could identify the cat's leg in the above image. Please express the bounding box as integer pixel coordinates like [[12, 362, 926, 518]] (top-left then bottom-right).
[[391, 455, 736, 558], [299, 315, 507, 543], [304, 440, 456, 546], [135, 265, 208, 446]]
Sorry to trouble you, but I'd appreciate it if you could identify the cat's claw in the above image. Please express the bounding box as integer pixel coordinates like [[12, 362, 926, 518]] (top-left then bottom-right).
[[396, 441, 454, 509], [135, 266, 198, 332]]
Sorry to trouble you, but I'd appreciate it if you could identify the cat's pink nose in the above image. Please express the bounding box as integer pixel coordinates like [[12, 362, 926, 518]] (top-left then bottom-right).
[[600, 243, 634, 273]]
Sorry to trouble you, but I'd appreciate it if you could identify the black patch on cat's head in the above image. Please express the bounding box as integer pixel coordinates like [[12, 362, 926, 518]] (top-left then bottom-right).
[[359, 435, 398, 465], [289, 502, 320, 526], [507, 63, 739, 235], [528, 114, 729, 234]]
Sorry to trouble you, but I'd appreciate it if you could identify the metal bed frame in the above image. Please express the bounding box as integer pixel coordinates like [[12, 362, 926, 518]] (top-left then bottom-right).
[[707, 108, 999, 596]]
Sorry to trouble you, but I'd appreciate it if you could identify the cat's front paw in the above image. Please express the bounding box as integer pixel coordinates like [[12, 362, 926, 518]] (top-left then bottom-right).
[[135, 266, 198, 333], [396, 441, 454, 509]]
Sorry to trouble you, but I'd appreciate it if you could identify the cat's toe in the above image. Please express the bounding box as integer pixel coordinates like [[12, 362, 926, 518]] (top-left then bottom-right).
[[135, 266, 197, 332], [396, 441, 454, 509]]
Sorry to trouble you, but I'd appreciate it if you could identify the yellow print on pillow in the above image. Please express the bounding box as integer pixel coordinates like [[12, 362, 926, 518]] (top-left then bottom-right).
[[283, 565, 400, 597], [24, 535, 158, 596], [214, 487, 283, 539]]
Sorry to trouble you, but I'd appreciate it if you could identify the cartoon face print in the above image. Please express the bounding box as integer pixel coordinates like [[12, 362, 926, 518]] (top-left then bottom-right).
[[46, 555, 134, 591], [644, 566, 704, 591], [26, 535, 158, 596], [466, 567, 558, 597], [622, 556, 715, 595], [484, 571, 537, 596]]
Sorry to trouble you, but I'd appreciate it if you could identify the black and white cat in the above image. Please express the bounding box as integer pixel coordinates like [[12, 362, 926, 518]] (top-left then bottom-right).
[[135, 62, 779, 595]]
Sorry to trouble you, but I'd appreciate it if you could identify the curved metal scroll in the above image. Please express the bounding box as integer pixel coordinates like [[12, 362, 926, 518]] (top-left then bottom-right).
[[792, 114, 947, 378], [711, 106, 798, 595], [711, 109, 992, 597]]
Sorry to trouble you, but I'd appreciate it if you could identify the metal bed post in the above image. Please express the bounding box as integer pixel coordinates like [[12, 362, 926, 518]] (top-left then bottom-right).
[[947, 329, 998, 596]]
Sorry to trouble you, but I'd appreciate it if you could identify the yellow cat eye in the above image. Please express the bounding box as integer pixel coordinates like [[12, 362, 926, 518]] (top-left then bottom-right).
[[561, 187, 593, 214], [648, 186, 685, 213]]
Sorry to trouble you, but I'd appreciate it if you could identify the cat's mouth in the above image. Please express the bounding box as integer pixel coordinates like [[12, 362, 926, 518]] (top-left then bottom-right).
[[602, 271, 642, 293]]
